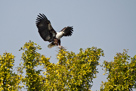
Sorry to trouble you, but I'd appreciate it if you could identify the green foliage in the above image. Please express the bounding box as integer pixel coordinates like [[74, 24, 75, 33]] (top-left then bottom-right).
[[0, 41, 136, 91], [19, 41, 45, 91], [41, 47, 104, 91], [101, 50, 136, 91], [0, 52, 22, 91], [19, 41, 103, 91]]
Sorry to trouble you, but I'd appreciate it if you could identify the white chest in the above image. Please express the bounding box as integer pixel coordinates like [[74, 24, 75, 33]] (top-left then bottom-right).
[[56, 32, 64, 39]]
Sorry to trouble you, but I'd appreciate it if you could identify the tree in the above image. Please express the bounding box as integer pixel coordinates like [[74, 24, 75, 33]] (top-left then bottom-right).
[[100, 50, 136, 91], [0, 41, 136, 91], [19, 41, 104, 91], [41, 47, 104, 91], [0, 52, 22, 91], [19, 41, 45, 91]]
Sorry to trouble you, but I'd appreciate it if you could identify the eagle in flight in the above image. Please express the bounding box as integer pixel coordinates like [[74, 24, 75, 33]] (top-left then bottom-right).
[[36, 13, 73, 48]]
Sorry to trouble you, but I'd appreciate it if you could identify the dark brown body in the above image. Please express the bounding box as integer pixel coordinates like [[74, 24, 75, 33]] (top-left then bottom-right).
[[53, 38, 61, 46]]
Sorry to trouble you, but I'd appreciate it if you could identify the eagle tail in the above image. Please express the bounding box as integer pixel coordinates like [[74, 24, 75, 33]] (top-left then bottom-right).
[[48, 43, 56, 48]]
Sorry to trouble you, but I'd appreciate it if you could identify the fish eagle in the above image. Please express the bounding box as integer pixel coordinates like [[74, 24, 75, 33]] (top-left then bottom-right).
[[36, 13, 73, 48]]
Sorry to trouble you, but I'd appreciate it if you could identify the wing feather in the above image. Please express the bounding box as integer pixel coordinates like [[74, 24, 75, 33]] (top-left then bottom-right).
[[61, 26, 73, 36], [36, 13, 56, 42]]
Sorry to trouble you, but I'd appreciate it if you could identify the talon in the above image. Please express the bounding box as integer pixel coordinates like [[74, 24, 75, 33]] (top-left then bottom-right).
[[58, 45, 62, 49], [58, 45, 66, 50]]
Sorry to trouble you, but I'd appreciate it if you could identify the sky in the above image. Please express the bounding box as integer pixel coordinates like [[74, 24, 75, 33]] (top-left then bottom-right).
[[0, 0, 136, 90]]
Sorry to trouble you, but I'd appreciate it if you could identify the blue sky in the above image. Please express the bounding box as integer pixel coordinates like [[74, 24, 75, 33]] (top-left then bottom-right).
[[0, 0, 136, 90]]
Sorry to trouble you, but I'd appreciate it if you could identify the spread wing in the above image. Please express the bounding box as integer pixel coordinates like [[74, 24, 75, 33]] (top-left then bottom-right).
[[36, 13, 56, 42], [61, 26, 73, 36]]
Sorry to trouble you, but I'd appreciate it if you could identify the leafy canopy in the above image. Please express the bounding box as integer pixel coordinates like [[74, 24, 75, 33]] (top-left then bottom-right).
[[19, 41, 104, 91], [101, 50, 136, 91], [0, 41, 136, 91]]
